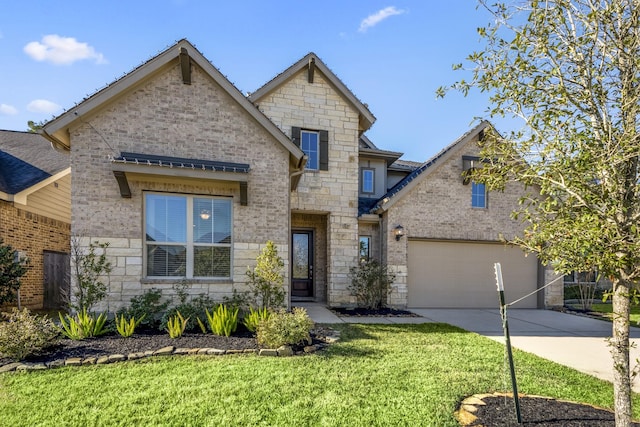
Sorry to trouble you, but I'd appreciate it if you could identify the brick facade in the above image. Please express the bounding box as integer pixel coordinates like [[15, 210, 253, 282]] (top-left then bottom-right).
[[70, 62, 291, 312], [0, 201, 70, 309]]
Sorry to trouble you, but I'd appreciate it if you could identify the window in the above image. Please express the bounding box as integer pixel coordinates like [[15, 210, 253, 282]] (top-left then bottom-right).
[[291, 127, 328, 170], [301, 130, 319, 170], [144, 193, 232, 278], [359, 236, 370, 263], [564, 270, 597, 284], [471, 181, 487, 208], [361, 168, 375, 194]]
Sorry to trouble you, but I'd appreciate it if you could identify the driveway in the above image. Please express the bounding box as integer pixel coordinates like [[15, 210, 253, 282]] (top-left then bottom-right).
[[299, 303, 640, 393], [409, 308, 640, 393]]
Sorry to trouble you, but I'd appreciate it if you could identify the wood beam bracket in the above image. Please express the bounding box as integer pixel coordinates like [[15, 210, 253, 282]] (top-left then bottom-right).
[[308, 57, 315, 83], [180, 47, 191, 85]]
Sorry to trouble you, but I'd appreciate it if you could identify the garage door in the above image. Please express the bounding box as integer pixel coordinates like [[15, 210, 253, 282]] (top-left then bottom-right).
[[407, 241, 538, 308]]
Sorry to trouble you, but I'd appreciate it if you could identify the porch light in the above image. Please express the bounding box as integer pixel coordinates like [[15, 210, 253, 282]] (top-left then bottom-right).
[[394, 225, 405, 241], [200, 209, 211, 220]]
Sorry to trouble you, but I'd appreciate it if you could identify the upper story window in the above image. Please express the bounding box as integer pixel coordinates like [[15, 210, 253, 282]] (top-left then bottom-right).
[[291, 127, 329, 171], [471, 182, 487, 208], [361, 168, 375, 194], [144, 193, 232, 278], [301, 130, 319, 170]]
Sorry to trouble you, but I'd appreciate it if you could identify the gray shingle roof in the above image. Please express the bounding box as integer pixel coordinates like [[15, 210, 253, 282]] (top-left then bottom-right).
[[112, 152, 250, 173], [0, 130, 69, 195]]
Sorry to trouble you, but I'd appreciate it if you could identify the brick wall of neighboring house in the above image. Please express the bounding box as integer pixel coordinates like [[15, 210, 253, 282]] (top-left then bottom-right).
[[384, 135, 562, 308], [70, 62, 291, 313], [0, 201, 70, 309], [256, 69, 361, 306]]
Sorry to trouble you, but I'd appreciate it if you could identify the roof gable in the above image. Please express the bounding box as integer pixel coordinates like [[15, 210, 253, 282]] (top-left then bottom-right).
[[41, 39, 305, 169], [369, 121, 491, 213], [248, 53, 376, 132]]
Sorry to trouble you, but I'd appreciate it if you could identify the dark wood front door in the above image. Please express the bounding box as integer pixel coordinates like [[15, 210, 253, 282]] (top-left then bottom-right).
[[291, 231, 313, 298]]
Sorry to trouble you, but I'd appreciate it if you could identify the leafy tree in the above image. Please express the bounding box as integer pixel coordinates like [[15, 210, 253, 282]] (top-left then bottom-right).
[[27, 120, 44, 133], [439, 1, 640, 425], [0, 239, 28, 305], [246, 241, 285, 310]]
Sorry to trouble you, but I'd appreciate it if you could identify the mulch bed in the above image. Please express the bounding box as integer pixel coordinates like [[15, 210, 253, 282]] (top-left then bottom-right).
[[330, 307, 420, 317], [0, 326, 334, 367], [457, 393, 640, 426]]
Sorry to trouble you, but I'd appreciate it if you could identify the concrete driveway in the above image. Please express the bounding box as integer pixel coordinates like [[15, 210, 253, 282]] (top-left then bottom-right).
[[299, 303, 640, 392]]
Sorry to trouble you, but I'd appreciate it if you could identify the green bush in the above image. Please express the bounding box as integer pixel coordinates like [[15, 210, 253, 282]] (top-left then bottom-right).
[[348, 260, 396, 310], [0, 308, 58, 361], [243, 306, 271, 333], [201, 304, 238, 337], [115, 314, 145, 338], [58, 309, 108, 340], [256, 307, 314, 348], [0, 239, 28, 305], [117, 288, 169, 329], [246, 241, 286, 310], [161, 294, 215, 332], [166, 311, 189, 338]]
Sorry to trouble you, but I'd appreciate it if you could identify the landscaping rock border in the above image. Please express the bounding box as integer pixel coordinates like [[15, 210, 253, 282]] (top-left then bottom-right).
[[0, 328, 341, 372]]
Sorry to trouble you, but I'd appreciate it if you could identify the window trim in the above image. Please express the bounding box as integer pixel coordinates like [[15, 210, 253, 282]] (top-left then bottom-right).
[[471, 181, 487, 208], [361, 168, 375, 194], [143, 192, 233, 279], [359, 236, 371, 263], [301, 130, 320, 171]]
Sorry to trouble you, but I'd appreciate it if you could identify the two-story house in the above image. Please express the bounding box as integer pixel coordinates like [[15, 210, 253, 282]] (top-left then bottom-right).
[[41, 39, 562, 312]]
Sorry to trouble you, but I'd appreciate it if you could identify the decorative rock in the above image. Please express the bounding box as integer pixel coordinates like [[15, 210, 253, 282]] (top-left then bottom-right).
[[258, 349, 278, 357], [26, 364, 47, 371], [108, 354, 126, 362], [65, 358, 83, 366], [82, 357, 97, 365], [128, 352, 146, 360], [47, 359, 65, 369], [0, 362, 22, 373], [144, 350, 155, 357], [303, 345, 317, 354], [153, 346, 175, 356], [207, 349, 225, 355], [324, 336, 340, 344], [187, 348, 201, 355], [96, 356, 110, 364], [277, 346, 293, 357], [15, 364, 30, 371], [173, 348, 191, 355], [225, 349, 244, 355], [243, 349, 257, 354], [197, 348, 211, 355]]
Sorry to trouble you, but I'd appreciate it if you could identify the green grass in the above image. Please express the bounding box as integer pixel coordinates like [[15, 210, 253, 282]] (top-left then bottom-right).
[[1, 323, 637, 426], [588, 303, 640, 325]]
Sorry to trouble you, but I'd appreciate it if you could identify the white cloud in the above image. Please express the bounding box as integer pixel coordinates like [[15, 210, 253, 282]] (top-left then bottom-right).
[[0, 104, 18, 115], [358, 6, 406, 33], [27, 99, 61, 114], [24, 35, 107, 65]]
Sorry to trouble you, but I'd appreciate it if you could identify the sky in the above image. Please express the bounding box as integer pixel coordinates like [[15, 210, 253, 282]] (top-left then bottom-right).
[[0, 1, 515, 162]]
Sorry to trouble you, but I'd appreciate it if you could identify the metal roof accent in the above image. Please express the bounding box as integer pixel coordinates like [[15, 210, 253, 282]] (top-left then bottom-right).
[[111, 152, 250, 173]]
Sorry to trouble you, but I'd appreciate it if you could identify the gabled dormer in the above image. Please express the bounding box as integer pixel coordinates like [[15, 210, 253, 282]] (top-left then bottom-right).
[[358, 135, 402, 199]]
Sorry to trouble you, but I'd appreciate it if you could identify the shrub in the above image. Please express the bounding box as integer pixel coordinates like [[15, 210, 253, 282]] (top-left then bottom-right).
[[117, 288, 169, 329], [243, 306, 271, 333], [166, 311, 189, 338], [70, 237, 112, 312], [201, 304, 238, 337], [115, 314, 145, 338], [0, 308, 58, 360], [58, 309, 108, 340], [246, 241, 286, 310], [160, 294, 215, 332], [256, 307, 314, 348], [0, 239, 28, 305], [348, 260, 396, 310]]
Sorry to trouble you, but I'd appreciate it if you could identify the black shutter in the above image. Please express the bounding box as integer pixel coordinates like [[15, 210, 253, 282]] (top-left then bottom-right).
[[319, 130, 329, 171], [291, 127, 301, 147]]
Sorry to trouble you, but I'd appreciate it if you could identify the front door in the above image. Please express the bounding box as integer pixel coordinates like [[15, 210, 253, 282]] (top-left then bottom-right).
[[291, 231, 313, 298]]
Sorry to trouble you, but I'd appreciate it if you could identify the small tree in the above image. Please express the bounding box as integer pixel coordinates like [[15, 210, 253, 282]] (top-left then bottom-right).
[[246, 241, 285, 310], [348, 260, 396, 310], [70, 237, 112, 312], [0, 239, 28, 306]]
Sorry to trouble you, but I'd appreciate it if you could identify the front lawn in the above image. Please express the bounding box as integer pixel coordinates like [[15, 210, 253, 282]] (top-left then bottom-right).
[[589, 303, 640, 325], [1, 323, 637, 426]]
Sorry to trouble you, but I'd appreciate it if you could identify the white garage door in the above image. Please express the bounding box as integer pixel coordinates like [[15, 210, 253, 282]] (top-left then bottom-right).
[[407, 240, 539, 308]]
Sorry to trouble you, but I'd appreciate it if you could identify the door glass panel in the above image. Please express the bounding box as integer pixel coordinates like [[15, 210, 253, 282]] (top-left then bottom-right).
[[292, 233, 309, 279]]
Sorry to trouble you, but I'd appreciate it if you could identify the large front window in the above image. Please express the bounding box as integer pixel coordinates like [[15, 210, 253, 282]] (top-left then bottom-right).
[[144, 193, 232, 278], [301, 130, 319, 170]]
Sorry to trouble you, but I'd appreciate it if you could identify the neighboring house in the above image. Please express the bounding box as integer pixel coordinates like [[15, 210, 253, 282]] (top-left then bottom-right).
[[40, 39, 562, 312], [0, 130, 71, 310]]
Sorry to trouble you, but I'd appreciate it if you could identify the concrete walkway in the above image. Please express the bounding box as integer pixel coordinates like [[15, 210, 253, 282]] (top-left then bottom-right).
[[296, 303, 640, 392]]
